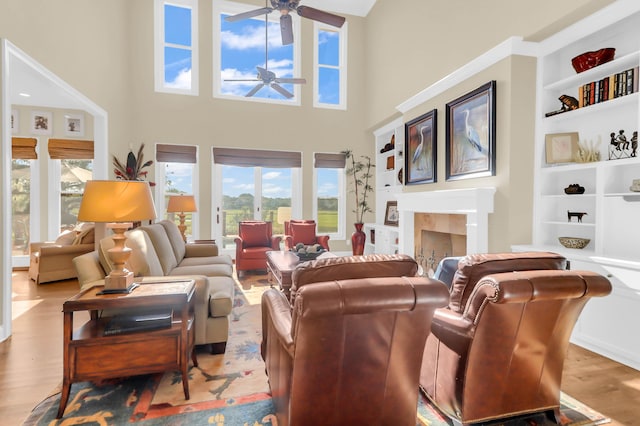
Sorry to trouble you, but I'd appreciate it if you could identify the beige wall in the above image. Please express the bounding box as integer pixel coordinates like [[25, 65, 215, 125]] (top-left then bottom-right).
[[0, 0, 616, 251]]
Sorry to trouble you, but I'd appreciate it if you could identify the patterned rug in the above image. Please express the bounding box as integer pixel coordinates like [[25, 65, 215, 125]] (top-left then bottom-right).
[[24, 273, 610, 426]]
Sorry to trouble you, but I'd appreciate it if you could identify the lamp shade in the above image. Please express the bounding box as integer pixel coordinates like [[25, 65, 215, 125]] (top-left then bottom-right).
[[167, 195, 197, 213], [77, 180, 157, 223], [276, 206, 291, 225]]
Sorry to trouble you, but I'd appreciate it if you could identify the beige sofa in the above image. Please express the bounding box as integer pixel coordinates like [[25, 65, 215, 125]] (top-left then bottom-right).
[[73, 220, 235, 353]]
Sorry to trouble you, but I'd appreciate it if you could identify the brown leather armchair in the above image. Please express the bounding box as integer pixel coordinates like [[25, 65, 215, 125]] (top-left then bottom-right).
[[419, 252, 612, 425], [234, 221, 281, 276], [261, 275, 449, 426], [283, 219, 330, 251]]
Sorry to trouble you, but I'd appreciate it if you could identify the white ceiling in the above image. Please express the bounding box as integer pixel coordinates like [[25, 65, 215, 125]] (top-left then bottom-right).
[[8, 0, 377, 111]]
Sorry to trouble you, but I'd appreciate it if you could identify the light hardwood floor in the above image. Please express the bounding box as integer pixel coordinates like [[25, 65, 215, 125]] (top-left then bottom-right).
[[2, 271, 640, 425]]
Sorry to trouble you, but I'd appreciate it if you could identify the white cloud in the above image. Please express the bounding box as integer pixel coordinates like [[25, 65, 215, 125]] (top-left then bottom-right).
[[166, 68, 191, 90], [263, 171, 281, 180], [221, 22, 283, 50]]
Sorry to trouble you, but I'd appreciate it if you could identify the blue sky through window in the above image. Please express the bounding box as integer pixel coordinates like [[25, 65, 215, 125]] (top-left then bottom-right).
[[220, 15, 296, 100], [164, 4, 192, 90]]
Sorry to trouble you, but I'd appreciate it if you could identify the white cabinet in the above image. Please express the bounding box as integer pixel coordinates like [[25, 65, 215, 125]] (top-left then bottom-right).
[[514, 1, 640, 370], [366, 118, 403, 254]]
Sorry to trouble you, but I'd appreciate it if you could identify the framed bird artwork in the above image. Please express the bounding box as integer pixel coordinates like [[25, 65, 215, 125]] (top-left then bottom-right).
[[445, 81, 496, 181], [405, 109, 437, 185]]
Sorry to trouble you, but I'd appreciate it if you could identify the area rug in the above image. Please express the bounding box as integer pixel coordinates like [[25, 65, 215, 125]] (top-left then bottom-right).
[[24, 273, 610, 426]]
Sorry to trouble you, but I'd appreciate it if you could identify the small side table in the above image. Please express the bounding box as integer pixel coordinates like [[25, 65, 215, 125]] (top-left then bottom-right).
[[57, 280, 197, 418]]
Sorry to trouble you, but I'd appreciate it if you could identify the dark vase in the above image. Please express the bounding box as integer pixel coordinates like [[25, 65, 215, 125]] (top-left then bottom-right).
[[351, 223, 366, 255]]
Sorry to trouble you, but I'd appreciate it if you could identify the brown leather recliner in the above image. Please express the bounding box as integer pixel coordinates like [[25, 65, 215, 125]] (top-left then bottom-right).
[[261, 275, 450, 426], [419, 252, 612, 426]]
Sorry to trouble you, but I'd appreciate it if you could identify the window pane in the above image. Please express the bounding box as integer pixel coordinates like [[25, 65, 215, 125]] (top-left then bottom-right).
[[318, 30, 339, 66], [318, 67, 340, 105], [163, 162, 196, 237], [165, 4, 191, 46], [61, 159, 93, 230], [261, 167, 291, 235], [220, 15, 296, 101], [221, 165, 255, 249], [12, 160, 31, 255], [164, 46, 192, 89], [316, 168, 339, 233]]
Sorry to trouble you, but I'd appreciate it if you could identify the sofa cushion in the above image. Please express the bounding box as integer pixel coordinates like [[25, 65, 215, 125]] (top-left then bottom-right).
[[140, 223, 179, 275], [125, 229, 164, 276], [240, 222, 270, 247], [159, 220, 186, 262], [179, 254, 233, 267], [170, 263, 233, 277], [73, 225, 95, 245], [291, 223, 317, 245]]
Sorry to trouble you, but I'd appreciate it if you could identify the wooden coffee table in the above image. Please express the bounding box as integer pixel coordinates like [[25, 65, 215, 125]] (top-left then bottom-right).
[[57, 280, 197, 418], [266, 251, 299, 298]]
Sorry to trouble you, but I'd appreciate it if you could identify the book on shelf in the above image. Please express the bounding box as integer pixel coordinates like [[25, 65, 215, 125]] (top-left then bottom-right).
[[103, 309, 173, 336], [578, 66, 639, 108]]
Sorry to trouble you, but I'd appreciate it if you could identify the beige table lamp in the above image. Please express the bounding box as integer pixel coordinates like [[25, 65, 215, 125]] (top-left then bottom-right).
[[167, 194, 197, 242], [77, 180, 157, 293]]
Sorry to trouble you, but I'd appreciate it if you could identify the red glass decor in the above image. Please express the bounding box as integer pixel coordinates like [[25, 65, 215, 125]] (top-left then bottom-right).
[[351, 223, 366, 256]]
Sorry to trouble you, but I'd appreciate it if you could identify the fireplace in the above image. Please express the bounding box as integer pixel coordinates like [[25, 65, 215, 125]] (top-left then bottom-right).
[[395, 188, 496, 273]]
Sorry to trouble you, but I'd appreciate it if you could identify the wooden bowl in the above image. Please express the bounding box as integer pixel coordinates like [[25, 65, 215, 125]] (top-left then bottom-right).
[[571, 48, 615, 73], [558, 237, 590, 249]]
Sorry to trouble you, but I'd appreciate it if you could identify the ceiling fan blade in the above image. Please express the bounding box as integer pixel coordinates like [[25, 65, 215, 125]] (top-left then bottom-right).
[[224, 79, 261, 82], [275, 77, 306, 84], [271, 83, 294, 99], [256, 66, 275, 81], [224, 7, 273, 22], [245, 83, 265, 97], [296, 6, 345, 28], [280, 14, 294, 45]]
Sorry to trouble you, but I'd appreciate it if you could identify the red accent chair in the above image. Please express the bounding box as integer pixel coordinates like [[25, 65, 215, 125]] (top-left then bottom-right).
[[234, 221, 281, 276], [283, 220, 330, 251]]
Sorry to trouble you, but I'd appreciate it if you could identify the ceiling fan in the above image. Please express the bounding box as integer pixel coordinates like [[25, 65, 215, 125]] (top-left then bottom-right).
[[223, 8, 306, 99], [225, 0, 346, 45]]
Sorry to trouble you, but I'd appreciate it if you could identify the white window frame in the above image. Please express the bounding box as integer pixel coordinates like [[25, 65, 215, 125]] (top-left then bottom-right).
[[313, 21, 347, 110], [154, 0, 199, 96], [213, 0, 302, 106], [154, 153, 200, 241], [312, 164, 345, 241]]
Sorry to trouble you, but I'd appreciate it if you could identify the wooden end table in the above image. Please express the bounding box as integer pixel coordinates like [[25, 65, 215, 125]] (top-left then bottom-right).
[[57, 280, 197, 418]]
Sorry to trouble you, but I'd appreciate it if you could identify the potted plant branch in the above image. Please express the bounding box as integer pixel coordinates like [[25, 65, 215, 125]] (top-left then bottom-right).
[[342, 149, 374, 255]]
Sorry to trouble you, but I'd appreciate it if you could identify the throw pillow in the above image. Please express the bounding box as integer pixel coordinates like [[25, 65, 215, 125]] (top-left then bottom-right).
[[55, 230, 76, 246]]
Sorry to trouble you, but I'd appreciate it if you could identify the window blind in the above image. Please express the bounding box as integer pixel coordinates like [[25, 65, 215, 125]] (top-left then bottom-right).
[[48, 139, 94, 159], [156, 144, 197, 163], [314, 152, 346, 168], [213, 147, 301, 168], [12, 137, 38, 160]]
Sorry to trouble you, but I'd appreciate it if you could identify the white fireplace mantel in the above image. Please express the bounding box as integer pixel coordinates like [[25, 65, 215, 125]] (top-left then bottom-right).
[[395, 187, 496, 256]]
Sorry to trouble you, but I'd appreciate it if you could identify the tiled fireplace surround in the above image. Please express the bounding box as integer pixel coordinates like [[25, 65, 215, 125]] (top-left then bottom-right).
[[396, 188, 496, 274]]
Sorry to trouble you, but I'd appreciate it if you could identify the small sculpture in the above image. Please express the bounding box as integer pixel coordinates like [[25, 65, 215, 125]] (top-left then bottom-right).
[[609, 129, 632, 160], [631, 131, 638, 157], [564, 184, 585, 194], [567, 211, 588, 223], [545, 95, 579, 117]]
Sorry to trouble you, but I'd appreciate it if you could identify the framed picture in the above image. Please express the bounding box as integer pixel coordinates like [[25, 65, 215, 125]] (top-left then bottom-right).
[[445, 81, 496, 181], [405, 109, 437, 185], [384, 201, 399, 226], [31, 110, 52, 135], [64, 113, 84, 137], [545, 132, 579, 164], [11, 109, 18, 134]]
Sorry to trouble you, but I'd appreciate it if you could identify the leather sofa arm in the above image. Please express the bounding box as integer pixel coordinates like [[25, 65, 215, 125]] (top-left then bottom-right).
[[261, 289, 294, 360], [29, 241, 54, 253], [185, 243, 218, 257]]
